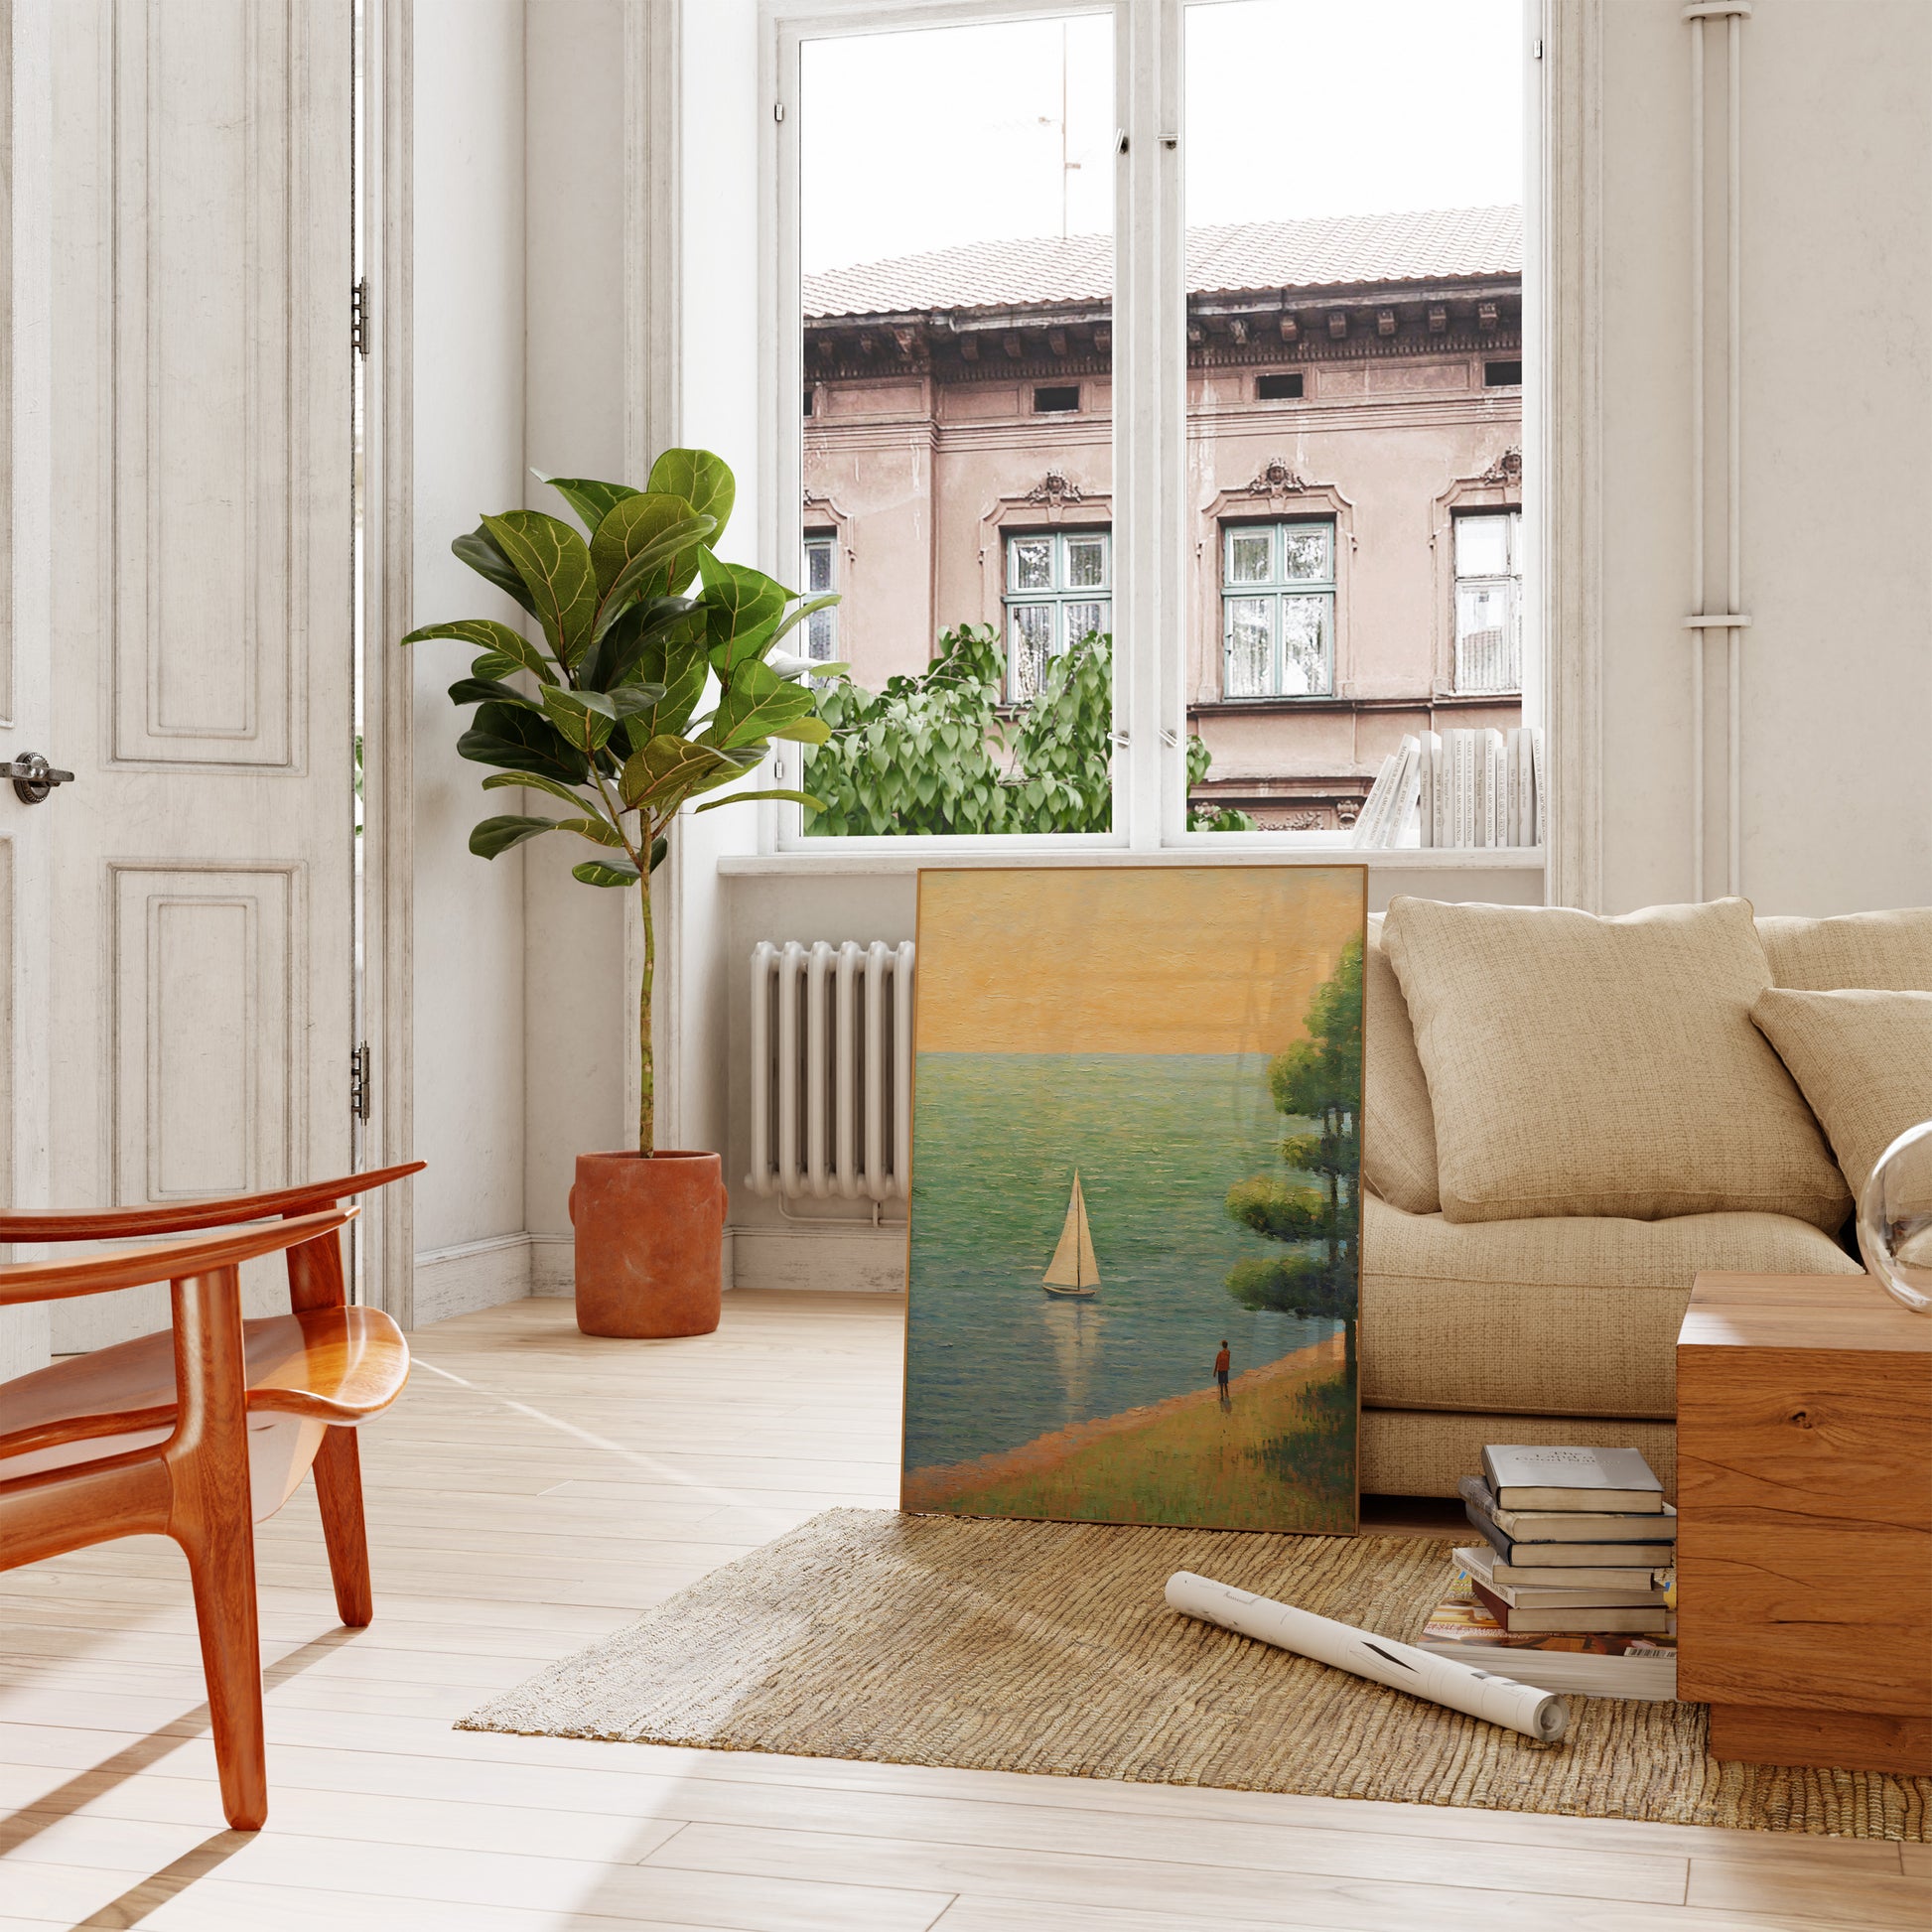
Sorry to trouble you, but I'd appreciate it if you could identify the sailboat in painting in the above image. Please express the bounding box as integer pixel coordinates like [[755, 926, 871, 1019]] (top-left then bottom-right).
[[1041, 1171, 1100, 1299]]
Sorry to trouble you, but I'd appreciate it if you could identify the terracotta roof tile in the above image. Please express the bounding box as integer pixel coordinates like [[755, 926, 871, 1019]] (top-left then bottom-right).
[[803, 206, 1521, 321]]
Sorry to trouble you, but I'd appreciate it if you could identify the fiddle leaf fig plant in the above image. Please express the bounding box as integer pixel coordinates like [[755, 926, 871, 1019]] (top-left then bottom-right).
[[403, 449, 836, 1152]]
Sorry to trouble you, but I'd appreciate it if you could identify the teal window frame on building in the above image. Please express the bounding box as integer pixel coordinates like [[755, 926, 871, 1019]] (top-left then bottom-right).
[[1219, 517, 1337, 698], [1003, 528, 1112, 702]]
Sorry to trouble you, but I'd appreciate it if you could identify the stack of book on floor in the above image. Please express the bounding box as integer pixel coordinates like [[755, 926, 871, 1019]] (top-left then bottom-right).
[[1416, 1444, 1677, 1701]]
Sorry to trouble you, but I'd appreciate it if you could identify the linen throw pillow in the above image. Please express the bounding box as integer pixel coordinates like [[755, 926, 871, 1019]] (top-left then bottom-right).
[[1362, 915, 1441, 1215], [1758, 907, 1932, 991], [1381, 896, 1851, 1229], [1750, 988, 1932, 1200]]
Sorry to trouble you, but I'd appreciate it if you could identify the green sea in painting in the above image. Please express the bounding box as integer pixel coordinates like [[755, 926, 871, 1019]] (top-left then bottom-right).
[[904, 1050, 1345, 1478]]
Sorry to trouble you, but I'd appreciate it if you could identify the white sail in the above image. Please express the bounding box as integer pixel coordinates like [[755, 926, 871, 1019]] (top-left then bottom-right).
[[1042, 1172, 1100, 1290]]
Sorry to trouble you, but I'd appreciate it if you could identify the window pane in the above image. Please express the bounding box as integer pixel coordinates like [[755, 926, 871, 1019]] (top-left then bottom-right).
[[1063, 535, 1107, 589], [1281, 523, 1332, 584], [1064, 601, 1107, 645], [1009, 537, 1053, 592], [1454, 513, 1510, 579], [799, 11, 1115, 836], [1010, 603, 1056, 701], [806, 607, 838, 661], [804, 538, 834, 594], [1226, 530, 1272, 585], [1184, 0, 1524, 831], [1225, 598, 1273, 697], [1279, 595, 1330, 696], [1454, 582, 1518, 692]]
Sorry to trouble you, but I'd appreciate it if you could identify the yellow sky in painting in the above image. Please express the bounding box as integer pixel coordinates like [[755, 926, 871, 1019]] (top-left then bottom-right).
[[914, 866, 1365, 1056]]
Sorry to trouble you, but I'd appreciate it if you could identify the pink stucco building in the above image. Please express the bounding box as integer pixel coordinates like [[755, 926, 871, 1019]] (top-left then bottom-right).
[[801, 206, 1524, 830]]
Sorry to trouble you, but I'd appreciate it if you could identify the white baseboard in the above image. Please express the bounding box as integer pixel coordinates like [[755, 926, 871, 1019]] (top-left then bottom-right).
[[411, 1232, 533, 1328], [728, 1222, 906, 1294], [529, 1232, 576, 1299]]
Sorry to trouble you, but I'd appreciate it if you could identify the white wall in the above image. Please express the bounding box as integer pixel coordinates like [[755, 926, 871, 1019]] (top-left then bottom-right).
[[1591, 0, 1932, 916], [410, 0, 531, 1298], [522, 0, 629, 1274]]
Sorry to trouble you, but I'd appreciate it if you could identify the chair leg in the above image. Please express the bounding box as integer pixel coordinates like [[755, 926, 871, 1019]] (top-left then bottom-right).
[[167, 1265, 269, 1832], [313, 1425, 373, 1627], [182, 1512, 269, 1831]]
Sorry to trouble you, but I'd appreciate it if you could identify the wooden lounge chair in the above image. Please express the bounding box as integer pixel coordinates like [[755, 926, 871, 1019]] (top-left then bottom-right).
[[0, 1164, 422, 1829]]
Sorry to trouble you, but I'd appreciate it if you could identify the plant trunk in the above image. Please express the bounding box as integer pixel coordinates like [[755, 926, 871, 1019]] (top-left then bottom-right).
[[637, 868, 655, 1154]]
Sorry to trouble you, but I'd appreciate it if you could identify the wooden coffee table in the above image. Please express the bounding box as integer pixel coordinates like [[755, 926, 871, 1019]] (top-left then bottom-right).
[[1677, 1272, 1932, 1773]]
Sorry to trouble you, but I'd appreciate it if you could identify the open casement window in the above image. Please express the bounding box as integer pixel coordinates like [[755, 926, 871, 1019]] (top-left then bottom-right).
[[1220, 520, 1335, 699], [1005, 529, 1112, 703], [1451, 510, 1522, 695]]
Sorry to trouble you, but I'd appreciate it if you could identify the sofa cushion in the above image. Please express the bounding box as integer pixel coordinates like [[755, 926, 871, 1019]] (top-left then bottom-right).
[[1759, 908, 1932, 991], [1751, 988, 1932, 1199], [1359, 1190, 1863, 1420], [1362, 915, 1441, 1215], [1381, 895, 1850, 1230]]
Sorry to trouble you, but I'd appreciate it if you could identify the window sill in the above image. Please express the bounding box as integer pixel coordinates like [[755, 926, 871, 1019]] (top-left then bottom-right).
[[719, 845, 1546, 877]]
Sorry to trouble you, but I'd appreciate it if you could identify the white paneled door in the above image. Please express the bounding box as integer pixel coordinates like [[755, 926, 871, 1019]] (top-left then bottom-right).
[[13, 1, 356, 1356]]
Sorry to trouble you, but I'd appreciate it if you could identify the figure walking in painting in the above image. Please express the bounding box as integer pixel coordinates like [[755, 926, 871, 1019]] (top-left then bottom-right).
[[1214, 1339, 1232, 1405]]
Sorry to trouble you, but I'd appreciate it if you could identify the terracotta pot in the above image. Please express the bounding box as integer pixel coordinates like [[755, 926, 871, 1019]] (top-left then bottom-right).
[[569, 1151, 726, 1338]]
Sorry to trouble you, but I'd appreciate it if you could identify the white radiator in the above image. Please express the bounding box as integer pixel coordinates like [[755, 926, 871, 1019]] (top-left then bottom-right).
[[747, 940, 915, 1200]]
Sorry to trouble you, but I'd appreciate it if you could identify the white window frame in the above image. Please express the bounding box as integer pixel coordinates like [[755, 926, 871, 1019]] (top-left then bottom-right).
[[756, 0, 1550, 863]]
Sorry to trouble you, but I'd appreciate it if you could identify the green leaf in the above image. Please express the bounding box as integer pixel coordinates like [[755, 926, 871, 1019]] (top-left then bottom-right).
[[400, 616, 557, 685], [469, 814, 559, 859], [573, 856, 642, 889], [693, 786, 825, 814], [645, 449, 735, 552], [699, 555, 792, 670], [447, 676, 538, 711], [593, 515, 716, 642], [595, 603, 709, 710], [753, 593, 840, 665], [704, 658, 816, 749], [538, 684, 617, 755], [451, 527, 538, 618], [648, 834, 669, 873], [481, 769, 599, 812], [589, 492, 712, 600], [771, 714, 831, 746], [457, 701, 591, 786], [618, 734, 750, 814], [537, 474, 639, 536], [481, 511, 599, 666], [556, 815, 627, 848]]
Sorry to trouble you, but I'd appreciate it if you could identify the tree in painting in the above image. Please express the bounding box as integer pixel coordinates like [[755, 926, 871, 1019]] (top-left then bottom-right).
[[1223, 938, 1363, 1371]]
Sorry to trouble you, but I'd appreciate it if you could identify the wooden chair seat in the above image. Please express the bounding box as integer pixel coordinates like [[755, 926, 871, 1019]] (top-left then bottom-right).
[[0, 1306, 408, 1503]]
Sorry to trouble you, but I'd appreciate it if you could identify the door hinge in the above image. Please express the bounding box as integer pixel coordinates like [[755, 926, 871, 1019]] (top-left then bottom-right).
[[351, 277, 371, 359], [350, 1042, 372, 1122]]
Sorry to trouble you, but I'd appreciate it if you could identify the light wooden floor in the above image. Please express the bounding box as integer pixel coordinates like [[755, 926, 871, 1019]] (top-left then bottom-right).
[[2, 1292, 1926, 1932]]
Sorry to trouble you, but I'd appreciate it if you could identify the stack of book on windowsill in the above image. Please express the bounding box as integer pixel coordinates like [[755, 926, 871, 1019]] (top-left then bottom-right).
[[1416, 1444, 1678, 1701]]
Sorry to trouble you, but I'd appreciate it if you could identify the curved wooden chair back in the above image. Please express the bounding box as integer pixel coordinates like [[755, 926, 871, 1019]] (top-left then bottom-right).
[[0, 1162, 424, 1832]]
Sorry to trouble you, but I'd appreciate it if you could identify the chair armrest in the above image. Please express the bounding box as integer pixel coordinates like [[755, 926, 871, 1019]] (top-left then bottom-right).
[[0, 1208, 355, 1306], [0, 1162, 422, 1243]]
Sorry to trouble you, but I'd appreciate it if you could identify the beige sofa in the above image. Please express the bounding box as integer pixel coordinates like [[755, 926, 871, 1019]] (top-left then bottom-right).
[[1359, 906, 1931, 1499]]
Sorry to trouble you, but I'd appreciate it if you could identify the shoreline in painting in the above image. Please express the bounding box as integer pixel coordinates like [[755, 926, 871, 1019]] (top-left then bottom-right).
[[903, 1329, 1354, 1534]]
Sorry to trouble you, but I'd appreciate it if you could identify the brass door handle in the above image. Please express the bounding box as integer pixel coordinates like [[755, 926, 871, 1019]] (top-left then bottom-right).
[[3, 753, 75, 803]]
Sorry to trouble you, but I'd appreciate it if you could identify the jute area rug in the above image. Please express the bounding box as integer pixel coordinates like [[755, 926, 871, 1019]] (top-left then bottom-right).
[[459, 1508, 1930, 1839]]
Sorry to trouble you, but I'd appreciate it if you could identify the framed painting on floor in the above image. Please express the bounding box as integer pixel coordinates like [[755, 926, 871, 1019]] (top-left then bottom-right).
[[901, 865, 1366, 1534]]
